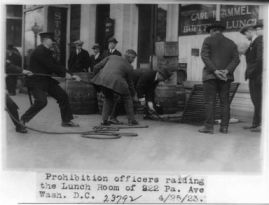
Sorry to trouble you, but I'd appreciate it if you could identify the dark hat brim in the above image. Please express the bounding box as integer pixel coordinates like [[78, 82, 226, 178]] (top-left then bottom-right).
[[206, 24, 226, 33], [39, 32, 56, 41], [108, 38, 118, 43]]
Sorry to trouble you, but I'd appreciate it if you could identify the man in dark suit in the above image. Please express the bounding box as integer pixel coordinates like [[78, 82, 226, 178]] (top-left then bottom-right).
[[68, 40, 90, 72], [91, 49, 138, 126], [199, 22, 240, 134], [21, 32, 80, 127], [240, 23, 263, 132], [102, 37, 122, 58], [6, 45, 22, 95], [134, 68, 173, 118], [89, 44, 103, 72], [5, 60, 33, 133]]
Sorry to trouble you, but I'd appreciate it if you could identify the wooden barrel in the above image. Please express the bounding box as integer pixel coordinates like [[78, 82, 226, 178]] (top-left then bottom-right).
[[66, 72, 98, 114], [155, 84, 178, 114], [176, 84, 186, 111]]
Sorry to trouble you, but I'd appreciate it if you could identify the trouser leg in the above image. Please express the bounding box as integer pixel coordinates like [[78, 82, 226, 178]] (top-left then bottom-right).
[[101, 87, 114, 122], [249, 77, 262, 127], [21, 87, 48, 123], [48, 83, 73, 123], [6, 95, 20, 128], [203, 80, 217, 129], [121, 93, 135, 121], [6, 76, 17, 94], [218, 81, 231, 128]]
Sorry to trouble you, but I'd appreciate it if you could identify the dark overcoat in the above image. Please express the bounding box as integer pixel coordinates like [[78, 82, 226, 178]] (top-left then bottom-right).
[[68, 49, 90, 72], [102, 49, 122, 58], [26, 44, 66, 88], [201, 33, 240, 81], [89, 54, 103, 72], [91, 55, 135, 96], [245, 35, 263, 80]]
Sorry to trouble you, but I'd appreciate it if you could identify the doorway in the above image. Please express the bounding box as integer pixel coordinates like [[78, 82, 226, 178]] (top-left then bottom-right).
[[137, 5, 157, 68], [95, 4, 110, 52]]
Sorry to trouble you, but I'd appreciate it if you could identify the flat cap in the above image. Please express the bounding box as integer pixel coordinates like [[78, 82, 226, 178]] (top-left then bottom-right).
[[108, 37, 118, 44], [239, 25, 255, 34], [73, 40, 84, 45]]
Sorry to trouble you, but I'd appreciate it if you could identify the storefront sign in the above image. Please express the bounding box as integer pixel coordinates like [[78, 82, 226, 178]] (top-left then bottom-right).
[[47, 6, 67, 66], [179, 4, 259, 35], [179, 4, 216, 35], [220, 5, 259, 31]]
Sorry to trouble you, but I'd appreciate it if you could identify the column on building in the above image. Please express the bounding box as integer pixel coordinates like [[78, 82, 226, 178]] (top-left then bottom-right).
[[80, 4, 96, 53], [110, 4, 139, 66], [165, 4, 179, 85]]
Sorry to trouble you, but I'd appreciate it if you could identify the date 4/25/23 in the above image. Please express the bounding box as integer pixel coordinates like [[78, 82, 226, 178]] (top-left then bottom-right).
[[103, 194, 143, 204], [159, 194, 204, 203]]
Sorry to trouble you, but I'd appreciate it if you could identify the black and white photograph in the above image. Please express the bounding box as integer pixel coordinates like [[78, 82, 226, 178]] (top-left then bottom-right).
[[1, 0, 269, 204]]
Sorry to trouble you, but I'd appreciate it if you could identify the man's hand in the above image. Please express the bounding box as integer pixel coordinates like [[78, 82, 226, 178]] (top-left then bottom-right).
[[214, 70, 227, 81], [22, 70, 33, 76], [138, 97, 146, 106], [72, 75, 81, 82], [65, 73, 72, 80], [147, 101, 155, 111]]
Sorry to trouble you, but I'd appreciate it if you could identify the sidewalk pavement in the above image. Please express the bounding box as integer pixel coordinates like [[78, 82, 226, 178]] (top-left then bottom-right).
[[4, 93, 261, 173]]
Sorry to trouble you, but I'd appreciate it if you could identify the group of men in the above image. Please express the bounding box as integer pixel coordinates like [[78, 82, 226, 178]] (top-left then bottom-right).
[[5, 20, 264, 135], [198, 21, 263, 134], [68, 37, 121, 73]]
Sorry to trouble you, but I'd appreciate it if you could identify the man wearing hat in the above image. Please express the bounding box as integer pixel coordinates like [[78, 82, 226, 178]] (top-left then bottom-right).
[[133, 68, 173, 119], [240, 22, 263, 132], [68, 40, 90, 72], [21, 32, 80, 127], [199, 22, 240, 134], [102, 37, 122, 58], [89, 44, 103, 72], [91, 49, 138, 126]]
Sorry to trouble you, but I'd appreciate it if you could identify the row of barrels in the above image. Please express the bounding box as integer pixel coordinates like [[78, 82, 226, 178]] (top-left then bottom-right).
[[64, 72, 186, 115]]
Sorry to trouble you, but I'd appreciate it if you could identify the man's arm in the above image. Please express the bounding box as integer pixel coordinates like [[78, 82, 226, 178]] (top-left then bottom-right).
[[33, 49, 66, 77], [201, 37, 217, 73], [246, 37, 263, 77], [93, 57, 109, 75], [224, 43, 240, 74]]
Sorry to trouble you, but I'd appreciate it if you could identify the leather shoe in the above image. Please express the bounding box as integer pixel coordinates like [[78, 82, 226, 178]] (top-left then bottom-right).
[[62, 121, 79, 127], [128, 119, 139, 126], [108, 118, 123, 125], [250, 126, 261, 132], [219, 127, 228, 134], [198, 127, 213, 134], [16, 126, 27, 133], [243, 125, 258, 130], [101, 120, 111, 126]]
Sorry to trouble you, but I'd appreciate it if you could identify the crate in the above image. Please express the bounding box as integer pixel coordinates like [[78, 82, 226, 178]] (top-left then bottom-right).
[[155, 41, 178, 57]]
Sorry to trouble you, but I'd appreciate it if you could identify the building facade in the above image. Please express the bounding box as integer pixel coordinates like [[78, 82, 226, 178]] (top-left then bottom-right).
[[6, 3, 267, 119]]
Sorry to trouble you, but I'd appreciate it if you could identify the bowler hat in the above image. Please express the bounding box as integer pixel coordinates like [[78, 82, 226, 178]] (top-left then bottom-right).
[[39, 32, 55, 41], [73, 40, 84, 45], [108, 37, 118, 44], [92, 44, 100, 49], [239, 25, 255, 34], [206, 22, 226, 33], [157, 68, 173, 80]]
